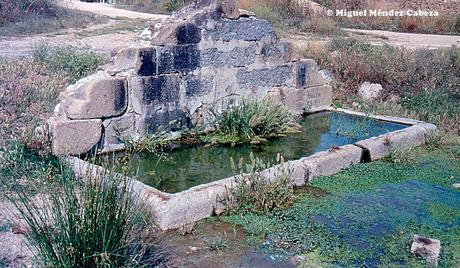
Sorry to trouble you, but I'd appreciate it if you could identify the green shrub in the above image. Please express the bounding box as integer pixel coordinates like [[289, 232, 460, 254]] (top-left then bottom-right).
[[33, 44, 105, 84], [3, 154, 157, 267], [221, 153, 294, 213], [217, 98, 294, 141]]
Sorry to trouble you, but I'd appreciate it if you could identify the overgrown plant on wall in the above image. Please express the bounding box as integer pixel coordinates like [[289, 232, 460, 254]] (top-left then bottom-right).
[[219, 153, 294, 213]]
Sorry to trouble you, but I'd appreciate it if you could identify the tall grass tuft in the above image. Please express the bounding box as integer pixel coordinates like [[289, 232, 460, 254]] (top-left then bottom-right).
[[220, 153, 294, 213], [217, 98, 294, 140], [2, 148, 159, 267]]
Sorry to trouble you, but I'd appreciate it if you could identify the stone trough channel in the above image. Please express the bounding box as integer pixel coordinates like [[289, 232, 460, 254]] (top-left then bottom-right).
[[68, 108, 437, 230], [47, 0, 437, 230]]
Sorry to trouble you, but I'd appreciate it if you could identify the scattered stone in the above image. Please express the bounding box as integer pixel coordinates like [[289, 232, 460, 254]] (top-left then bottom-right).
[[453, 183, 460, 189], [358, 82, 382, 102], [188, 246, 200, 252], [411, 235, 441, 266], [319, 69, 334, 84]]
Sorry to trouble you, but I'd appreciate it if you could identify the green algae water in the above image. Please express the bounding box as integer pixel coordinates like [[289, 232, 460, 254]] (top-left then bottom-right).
[[121, 112, 407, 193]]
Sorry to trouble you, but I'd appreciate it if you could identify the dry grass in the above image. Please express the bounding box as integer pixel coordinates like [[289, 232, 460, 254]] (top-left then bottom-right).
[[301, 37, 460, 133], [0, 0, 106, 36]]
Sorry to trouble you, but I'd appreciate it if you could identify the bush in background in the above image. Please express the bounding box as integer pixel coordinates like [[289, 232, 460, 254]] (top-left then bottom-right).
[[301, 37, 460, 133]]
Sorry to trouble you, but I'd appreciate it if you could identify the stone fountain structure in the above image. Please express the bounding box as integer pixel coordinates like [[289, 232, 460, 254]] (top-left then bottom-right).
[[49, 0, 332, 155]]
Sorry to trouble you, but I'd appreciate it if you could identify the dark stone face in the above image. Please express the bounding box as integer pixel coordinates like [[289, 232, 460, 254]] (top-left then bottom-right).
[[158, 45, 201, 74], [298, 63, 307, 87], [142, 75, 180, 104], [138, 49, 157, 76], [145, 109, 192, 133], [113, 80, 127, 112], [176, 23, 202, 44], [204, 18, 277, 42], [185, 75, 213, 97]]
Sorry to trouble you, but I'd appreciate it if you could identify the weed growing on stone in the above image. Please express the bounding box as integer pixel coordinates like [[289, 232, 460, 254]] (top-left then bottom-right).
[[212, 98, 297, 144], [219, 153, 294, 213]]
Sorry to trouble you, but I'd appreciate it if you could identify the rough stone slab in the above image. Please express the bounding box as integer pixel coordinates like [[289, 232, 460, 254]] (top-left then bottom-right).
[[296, 59, 324, 88], [205, 17, 277, 42], [415, 123, 438, 137], [50, 118, 102, 156], [158, 45, 200, 74], [144, 108, 191, 133], [200, 44, 256, 67], [103, 113, 137, 146], [140, 74, 180, 104], [356, 126, 426, 161], [184, 74, 214, 97], [301, 144, 363, 181], [284, 85, 332, 114], [106, 46, 157, 76], [411, 235, 441, 266], [63, 77, 127, 120], [236, 65, 294, 88]]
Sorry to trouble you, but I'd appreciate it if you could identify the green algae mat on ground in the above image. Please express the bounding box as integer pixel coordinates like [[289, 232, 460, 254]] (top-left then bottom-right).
[[222, 143, 460, 267]]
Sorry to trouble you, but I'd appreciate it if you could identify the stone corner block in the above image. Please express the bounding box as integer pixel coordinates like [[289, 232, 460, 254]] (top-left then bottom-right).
[[63, 77, 128, 120], [50, 118, 102, 156], [296, 59, 324, 88], [106, 46, 157, 76], [284, 85, 332, 115]]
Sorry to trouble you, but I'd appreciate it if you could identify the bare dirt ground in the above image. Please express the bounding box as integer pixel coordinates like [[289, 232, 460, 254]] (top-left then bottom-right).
[[0, 0, 168, 58]]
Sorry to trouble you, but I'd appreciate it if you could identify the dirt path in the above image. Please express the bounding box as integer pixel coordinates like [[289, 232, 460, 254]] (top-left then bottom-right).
[[59, 0, 169, 20], [342, 28, 460, 49]]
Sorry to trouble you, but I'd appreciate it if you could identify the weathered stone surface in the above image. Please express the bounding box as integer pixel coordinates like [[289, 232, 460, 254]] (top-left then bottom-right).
[[103, 113, 137, 146], [141, 74, 180, 104], [237, 65, 293, 88], [260, 42, 293, 64], [284, 85, 332, 114], [158, 45, 200, 74], [301, 144, 363, 181], [50, 119, 102, 155], [296, 59, 324, 88], [411, 235, 441, 266], [185, 74, 214, 97], [107, 47, 157, 76], [452, 183, 460, 189], [176, 23, 202, 44], [358, 82, 382, 102], [319, 69, 334, 84], [219, 0, 240, 19], [63, 78, 127, 120], [356, 126, 426, 161], [145, 108, 192, 133], [200, 44, 256, 67], [205, 17, 276, 42]]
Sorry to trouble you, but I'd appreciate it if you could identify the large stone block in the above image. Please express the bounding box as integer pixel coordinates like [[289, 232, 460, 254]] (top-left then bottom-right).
[[141, 74, 180, 104], [296, 59, 324, 88], [237, 65, 294, 89], [144, 108, 192, 133], [184, 74, 214, 97], [205, 17, 277, 42], [63, 78, 128, 120], [107, 47, 157, 76], [200, 45, 256, 68], [176, 23, 202, 44], [284, 85, 332, 114], [158, 45, 200, 74], [50, 118, 102, 155], [103, 113, 137, 146]]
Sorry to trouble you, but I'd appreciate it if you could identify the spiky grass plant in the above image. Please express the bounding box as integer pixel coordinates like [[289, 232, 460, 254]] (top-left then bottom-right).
[[3, 151, 155, 268], [218, 98, 294, 141]]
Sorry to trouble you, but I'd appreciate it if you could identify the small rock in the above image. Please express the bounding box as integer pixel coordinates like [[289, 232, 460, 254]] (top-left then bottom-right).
[[358, 82, 383, 102], [411, 235, 441, 266], [453, 183, 460, 189], [213, 207, 225, 216], [11, 226, 27, 235], [189, 246, 200, 252], [319, 69, 334, 84], [239, 8, 255, 17]]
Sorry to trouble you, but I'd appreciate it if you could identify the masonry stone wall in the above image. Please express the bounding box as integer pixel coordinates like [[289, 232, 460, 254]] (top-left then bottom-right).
[[49, 0, 332, 155]]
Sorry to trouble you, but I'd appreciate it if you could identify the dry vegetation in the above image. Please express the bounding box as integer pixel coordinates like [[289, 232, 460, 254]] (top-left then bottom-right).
[[115, 0, 192, 14], [302, 38, 460, 133], [0, 0, 105, 35]]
